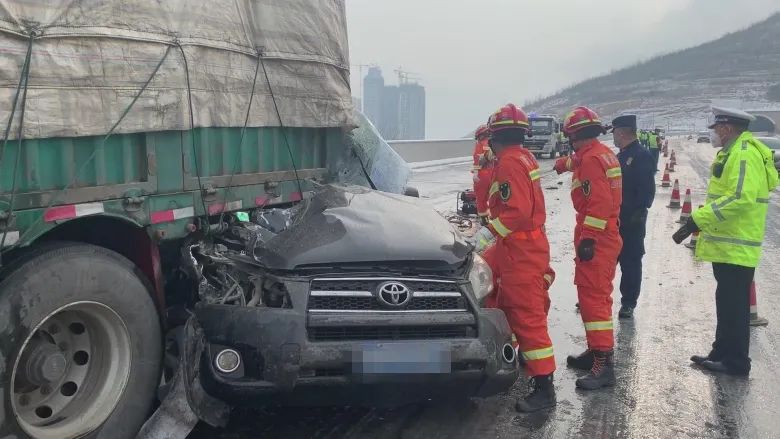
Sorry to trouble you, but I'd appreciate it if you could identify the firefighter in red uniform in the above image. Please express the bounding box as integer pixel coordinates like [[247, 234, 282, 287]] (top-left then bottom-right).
[[483, 104, 556, 412], [472, 124, 494, 225], [554, 107, 623, 390]]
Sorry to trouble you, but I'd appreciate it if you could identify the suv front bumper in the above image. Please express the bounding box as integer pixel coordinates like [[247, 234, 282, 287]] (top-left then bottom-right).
[[193, 303, 519, 406]]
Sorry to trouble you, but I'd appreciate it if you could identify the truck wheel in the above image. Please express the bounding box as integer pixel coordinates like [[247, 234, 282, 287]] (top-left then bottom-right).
[[0, 243, 162, 439], [548, 150, 557, 159]]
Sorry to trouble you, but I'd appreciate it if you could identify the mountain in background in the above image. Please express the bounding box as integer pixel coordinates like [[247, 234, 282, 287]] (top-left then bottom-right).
[[526, 12, 780, 132]]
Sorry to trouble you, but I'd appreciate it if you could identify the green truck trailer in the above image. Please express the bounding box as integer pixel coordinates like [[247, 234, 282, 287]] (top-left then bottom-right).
[[0, 2, 517, 438]]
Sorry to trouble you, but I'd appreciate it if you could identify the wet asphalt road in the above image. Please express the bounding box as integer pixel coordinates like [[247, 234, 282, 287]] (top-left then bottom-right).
[[191, 139, 780, 438]]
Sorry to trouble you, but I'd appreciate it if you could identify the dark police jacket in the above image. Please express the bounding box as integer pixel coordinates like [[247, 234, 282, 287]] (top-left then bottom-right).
[[617, 140, 655, 224]]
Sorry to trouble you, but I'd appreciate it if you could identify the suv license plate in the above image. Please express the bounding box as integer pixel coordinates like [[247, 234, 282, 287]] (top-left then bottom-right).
[[351, 342, 452, 374]]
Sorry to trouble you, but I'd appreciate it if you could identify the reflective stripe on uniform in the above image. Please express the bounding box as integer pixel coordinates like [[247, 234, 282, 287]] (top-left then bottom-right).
[[757, 198, 770, 204], [489, 182, 500, 197], [735, 160, 747, 197], [711, 203, 726, 221], [567, 118, 599, 129], [543, 273, 554, 285], [606, 167, 622, 178], [572, 179, 582, 190], [701, 234, 762, 247], [522, 346, 554, 361], [584, 216, 608, 230], [491, 119, 529, 128], [529, 169, 541, 181], [490, 218, 512, 237], [584, 320, 613, 331], [709, 165, 744, 217]]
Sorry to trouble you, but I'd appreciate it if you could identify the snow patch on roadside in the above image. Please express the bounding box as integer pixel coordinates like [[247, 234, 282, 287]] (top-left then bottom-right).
[[410, 156, 472, 170]]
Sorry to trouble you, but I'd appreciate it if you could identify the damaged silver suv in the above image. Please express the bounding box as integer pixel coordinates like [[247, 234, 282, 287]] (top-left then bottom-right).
[[176, 185, 519, 408]]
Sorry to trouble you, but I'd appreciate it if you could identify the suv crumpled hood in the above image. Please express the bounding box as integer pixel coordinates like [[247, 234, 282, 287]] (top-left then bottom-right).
[[253, 185, 471, 271]]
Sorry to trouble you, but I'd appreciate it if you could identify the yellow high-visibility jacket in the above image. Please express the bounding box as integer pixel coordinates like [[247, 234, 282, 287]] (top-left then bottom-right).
[[693, 131, 779, 267]]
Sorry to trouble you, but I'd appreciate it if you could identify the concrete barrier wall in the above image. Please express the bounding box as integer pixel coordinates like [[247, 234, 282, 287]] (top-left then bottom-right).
[[388, 139, 474, 163]]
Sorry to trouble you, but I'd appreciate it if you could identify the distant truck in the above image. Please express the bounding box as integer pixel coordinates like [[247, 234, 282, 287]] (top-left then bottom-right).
[[526, 115, 567, 159], [0, 2, 517, 438]]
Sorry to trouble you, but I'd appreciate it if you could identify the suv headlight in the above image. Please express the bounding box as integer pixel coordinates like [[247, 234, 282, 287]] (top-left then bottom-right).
[[468, 254, 494, 301]]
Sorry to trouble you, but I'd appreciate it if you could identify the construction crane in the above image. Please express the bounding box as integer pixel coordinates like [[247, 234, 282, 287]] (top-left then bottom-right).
[[394, 67, 421, 85]]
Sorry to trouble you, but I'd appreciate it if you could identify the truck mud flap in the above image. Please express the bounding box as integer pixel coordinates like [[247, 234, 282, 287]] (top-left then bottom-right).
[[136, 317, 229, 439]]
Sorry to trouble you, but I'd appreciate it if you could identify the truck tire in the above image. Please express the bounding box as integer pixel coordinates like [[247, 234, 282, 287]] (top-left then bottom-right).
[[0, 243, 162, 439], [548, 150, 557, 159]]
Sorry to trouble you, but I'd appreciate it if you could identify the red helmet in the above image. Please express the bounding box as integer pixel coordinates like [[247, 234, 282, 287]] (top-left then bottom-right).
[[562, 106, 603, 137], [474, 124, 490, 140], [488, 104, 530, 134]]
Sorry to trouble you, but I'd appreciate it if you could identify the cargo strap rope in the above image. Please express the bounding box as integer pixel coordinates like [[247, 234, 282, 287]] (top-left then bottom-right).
[[8, 44, 173, 255], [177, 43, 211, 232], [219, 53, 264, 224], [0, 32, 34, 262], [259, 50, 304, 198]]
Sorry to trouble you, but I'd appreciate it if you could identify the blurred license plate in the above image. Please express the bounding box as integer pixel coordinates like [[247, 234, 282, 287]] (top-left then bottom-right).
[[352, 342, 451, 374]]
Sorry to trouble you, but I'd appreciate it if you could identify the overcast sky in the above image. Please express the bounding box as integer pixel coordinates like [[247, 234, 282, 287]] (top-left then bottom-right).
[[346, 0, 780, 138]]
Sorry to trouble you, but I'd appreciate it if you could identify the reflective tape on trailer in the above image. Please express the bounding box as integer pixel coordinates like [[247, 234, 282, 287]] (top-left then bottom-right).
[[150, 206, 195, 224], [207, 200, 244, 216], [44, 202, 105, 222], [256, 192, 304, 207], [289, 192, 303, 202], [1, 230, 20, 247]]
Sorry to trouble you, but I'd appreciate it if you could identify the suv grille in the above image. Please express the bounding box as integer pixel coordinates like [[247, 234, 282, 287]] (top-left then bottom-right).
[[308, 278, 468, 312], [307, 278, 476, 342], [308, 325, 475, 342], [308, 295, 465, 311]]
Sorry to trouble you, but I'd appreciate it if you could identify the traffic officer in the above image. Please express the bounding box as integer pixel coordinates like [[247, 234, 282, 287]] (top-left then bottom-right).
[[471, 124, 494, 225], [639, 130, 648, 148], [674, 107, 779, 376], [554, 106, 622, 390], [611, 115, 655, 319], [648, 129, 660, 172], [484, 103, 556, 412]]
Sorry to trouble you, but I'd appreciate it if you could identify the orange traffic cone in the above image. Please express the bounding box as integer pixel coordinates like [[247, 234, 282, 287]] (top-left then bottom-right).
[[670, 150, 677, 166], [678, 189, 692, 223], [668, 180, 681, 208], [668, 159, 676, 173], [663, 147, 669, 158], [750, 282, 769, 327], [685, 230, 699, 249], [661, 164, 671, 187]]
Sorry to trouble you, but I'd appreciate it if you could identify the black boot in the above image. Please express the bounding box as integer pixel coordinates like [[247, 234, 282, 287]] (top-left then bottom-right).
[[575, 350, 616, 390], [566, 350, 594, 371], [516, 374, 556, 413]]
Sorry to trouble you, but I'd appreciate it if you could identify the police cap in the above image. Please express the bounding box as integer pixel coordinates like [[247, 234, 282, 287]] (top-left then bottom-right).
[[708, 106, 756, 129], [611, 115, 637, 131]]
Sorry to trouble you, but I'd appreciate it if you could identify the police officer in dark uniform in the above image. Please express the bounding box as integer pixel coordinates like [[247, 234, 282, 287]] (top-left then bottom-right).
[[611, 115, 656, 319]]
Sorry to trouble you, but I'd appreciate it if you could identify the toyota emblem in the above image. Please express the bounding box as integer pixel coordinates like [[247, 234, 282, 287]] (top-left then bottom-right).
[[377, 281, 412, 308]]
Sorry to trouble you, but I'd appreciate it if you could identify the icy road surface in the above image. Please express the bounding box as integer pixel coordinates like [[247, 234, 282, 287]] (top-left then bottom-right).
[[191, 140, 780, 439]]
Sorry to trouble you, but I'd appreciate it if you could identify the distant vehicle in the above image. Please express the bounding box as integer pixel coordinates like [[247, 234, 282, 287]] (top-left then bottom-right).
[[526, 115, 566, 159], [756, 136, 780, 171], [697, 131, 711, 143]]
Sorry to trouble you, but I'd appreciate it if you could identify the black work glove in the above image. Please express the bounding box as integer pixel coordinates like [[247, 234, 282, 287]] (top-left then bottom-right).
[[673, 217, 700, 244], [479, 215, 489, 227], [577, 239, 596, 262]]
